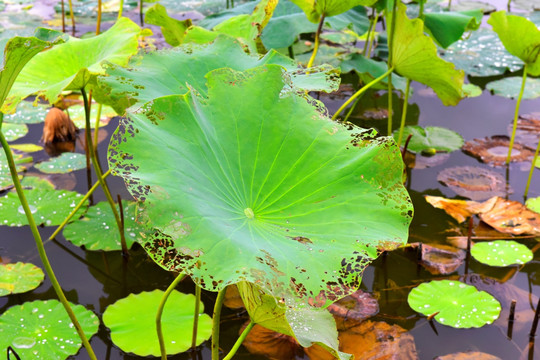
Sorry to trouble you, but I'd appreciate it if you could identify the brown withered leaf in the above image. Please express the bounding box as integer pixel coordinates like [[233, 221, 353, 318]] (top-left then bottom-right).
[[479, 197, 540, 235], [241, 323, 300, 360], [328, 289, 379, 330], [223, 284, 245, 309], [425, 196, 497, 223], [434, 351, 501, 360], [437, 166, 507, 200], [508, 113, 540, 148], [462, 135, 534, 166], [408, 243, 466, 275]]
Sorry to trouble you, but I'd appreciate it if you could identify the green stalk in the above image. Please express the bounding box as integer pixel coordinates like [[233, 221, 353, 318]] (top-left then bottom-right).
[[68, 0, 75, 35], [118, 0, 124, 18], [419, 0, 425, 19], [448, 0, 452, 10], [191, 285, 201, 350], [343, 98, 360, 123], [386, 0, 398, 136], [366, 11, 380, 58], [363, 8, 376, 56], [93, 103, 102, 152], [0, 128, 97, 360], [81, 88, 128, 257], [306, 14, 326, 69], [396, 78, 411, 147], [222, 321, 255, 360], [139, 0, 144, 25], [332, 67, 394, 121], [96, 0, 102, 34], [61, 0, 65, 32], [524, 139, 540, 198], [157, 273, 185, 360], [211, 288, 226, 360], [507, 65, 528, 165]]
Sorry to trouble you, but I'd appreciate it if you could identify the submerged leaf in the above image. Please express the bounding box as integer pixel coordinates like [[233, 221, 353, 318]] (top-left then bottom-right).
[[109, 65, 412, 307], [0, 262, 44, 296], [393, 125, 464, 154], [471, 240, 533, 267], [34, 152, 86, 174], [437, 166, 506, 200], [462, 136, 535, 166]]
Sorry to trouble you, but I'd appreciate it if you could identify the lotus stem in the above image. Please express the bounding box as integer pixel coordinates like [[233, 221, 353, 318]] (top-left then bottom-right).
[[116, 194, 128, 258], [0, 128, 97, 360], [68, 0, 75, 35], [157, 273, 185, 360], [448, 0, 452, 11], [222, 321, 255, 360], [363, 8, 376, 56], [118, 0, 124, 18], [396, 78, 412, 147], [191, 285, 201, 350], [96, 0, 102, 35], [507, 0, 511, 11], [306, 14, 326, 69], [386, 0, 398, 136], [530, 297, 540, 338], [288, 45, 294, 59], [61, 0, 65, 33], [332, 67, 394, 121], [366, 11, 380, 58], [419, 0, 425, 19], [139, 0, 144, 25], [211, 288, 226, 360], [226, 0, 229, 9], [343, 98, 360, 123], [507, 65, 528, 164], [93, 103, 102, 153], [81, 88, 128, 258], [523, 137, 540, 198]]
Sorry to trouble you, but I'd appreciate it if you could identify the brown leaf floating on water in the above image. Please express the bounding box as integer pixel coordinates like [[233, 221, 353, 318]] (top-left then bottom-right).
[[507, 113, 540, 148], [434, 351, 501, 360], [425, 195, 497, 223], [241, 323, 300, 360], [437, 166, 507, 200], [462, 135, 534, 166], [408, 242, 466, 275], [327, 289, 379, 330], [305, 320, 418, 360]]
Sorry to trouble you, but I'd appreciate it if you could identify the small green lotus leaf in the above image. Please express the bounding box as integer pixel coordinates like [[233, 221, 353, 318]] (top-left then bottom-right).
[[102, 290, 212, 357], [408, 280, 501, 328], [3, 101, 48, 124], [393, 126, 464, 154], [109, 65, 412, 307], [389, 3, 465, 106], [20, 176, 55, 190], [440, 28, 523, 77], [526, 197, 540, 213], [10, 143, 43, 153], [67, 103, 116, 128], [0, 299, 99, 359], [471, 240, 533, 266], [3, 17, 142, 113], [0, 188, 86, 227], [0, 149, 32, 191], [462, 83, 482, 98], [289, 0, 376, 23], [34, 153, 86, 174], [486, 77, 540, 99], [488, 11, 540, 76], [0, 262, 44, 296], [2, 123, 28, 142], [63, 200, 143, 251], [424, 10, 482, 48]]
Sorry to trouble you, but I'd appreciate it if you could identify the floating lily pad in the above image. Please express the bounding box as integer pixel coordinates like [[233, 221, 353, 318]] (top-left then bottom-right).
[[34, 153, 86, 174], [63, 200, 143, 251], [0, 188, 86, 227], [471, 240, 533, 266], [102, 290, 212, 356], [462, 136, 535, 166], [486, 77, 540, 99], [67, 103, 117, 128], [394, 126, 464, 154], [0, 149, 32, 191], [3, 100, 48, 124], [408, 280, 501, 328], [20, 176, 55, 190], [10, 144, 43, 153], [0, 262, 44, 296], [437, 166, 506, 200], [2, 123, 28, 141], [526, 197, 540, 214], [0, 299, 99, 359]]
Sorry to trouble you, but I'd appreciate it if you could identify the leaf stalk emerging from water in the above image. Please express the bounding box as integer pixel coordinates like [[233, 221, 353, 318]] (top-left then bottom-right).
[[157, 273, 185, 360], [397, 78, 412, 147], [211, 288, 226, 360], [222, 321, 255, 360], [507, 65, 528, 164]]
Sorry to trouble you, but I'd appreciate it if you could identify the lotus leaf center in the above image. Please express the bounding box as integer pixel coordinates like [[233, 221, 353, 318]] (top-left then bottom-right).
[[244, 208, 255, 219]]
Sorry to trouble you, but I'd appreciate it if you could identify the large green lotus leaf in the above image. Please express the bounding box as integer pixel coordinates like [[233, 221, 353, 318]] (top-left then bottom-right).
[[0, 300, 99, 359], [63, 200, 143, 251], [527, 197, 540, 213], [67, 103, 116, 128], [2, 123, 28, 141], [108, 65, 412, 307], [2, 17, 141, 113], [3, 101, 48, 124], [488, 11, 540, 76], [486, 77, 540, 99], [408, 280, 501, 328], [393, 126, 464, 154], [95, 36, 296, 114], [424, 10, 482, 49], [0, 262, 44, 296], [289, 0, 376, 23], [389, 3, 465, 106], [0, 188, 86, 227], [34, 152, 86, 174], [102, 290, 212, 357], [0, 148, 32, 191], [440, 28, 523, 77], [471, 240, 533, 267]]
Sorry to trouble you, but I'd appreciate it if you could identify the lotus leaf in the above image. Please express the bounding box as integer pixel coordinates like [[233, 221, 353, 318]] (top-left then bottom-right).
[[145, 3, 192, 46], [102, 290, 212, 356], [108, 65, 412, 307], [0, 149, 32, 191], [393, 126, 463, 154], [3, 101, 48, 124], [424, 10, 482, 49], [2, 123, 28, 142], [2, 17, 141, 113], [471, 240, 533, 267], [340, 54, 408, 93], [526, 197, 540, 214], [408, 280, 501, 328], [34, 152, 86, 174], [63, 200, 143, 251], [0, 188, 86, 226], [67, 103, 116, 128], [437, 166, 506, 201], [289, 0, 376, 23], [478, 197, 540, 236], [20, 176, 55, 190], [486, 77, 540, 99], [488, 11, 540, 76], [0, 299, 99, 359], [0, 262, 44, 296], [389, 3, 465, 106], [10, 144, 43, 152]]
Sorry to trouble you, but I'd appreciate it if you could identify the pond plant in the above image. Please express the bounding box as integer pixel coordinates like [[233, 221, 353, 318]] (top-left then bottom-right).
[[0, 0, 539, 359]]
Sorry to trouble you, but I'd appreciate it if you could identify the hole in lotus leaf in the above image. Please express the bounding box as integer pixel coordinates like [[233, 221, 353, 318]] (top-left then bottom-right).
[[471, 240, 533, 267], [434, 351, 502, 360], [102, 290, 212, 357], [0, 262, 44, 296], [507, 113, 540, 148], [34, 152, 86, 174], [409, 243, 466, 275], [437, 166, 507, 200], [241, 322, 301, 360], [408, 280, 501, 328], [0, 299, 99, 359], [462, 136, 534, 166], [327, 289, 379, 330]]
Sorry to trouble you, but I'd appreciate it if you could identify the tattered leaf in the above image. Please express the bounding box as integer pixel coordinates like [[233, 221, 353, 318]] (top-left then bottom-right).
[[471, 240, 533, 266], [0, 262, 44, 296], [462, 136, 534, 166]]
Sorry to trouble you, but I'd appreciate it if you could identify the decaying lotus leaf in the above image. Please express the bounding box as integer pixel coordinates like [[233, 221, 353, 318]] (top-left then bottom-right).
[[241, 323, 301, 360], [425, 195, 498, 223], [478, 197, 540, 235], [327, 289, 379, 330], [508, 113, 540, 148], [462, 135, 534, 166], [304, 320, 418, 360], [437, 166, 507, 200], [409, 242, 466, 275], [434, 351, 501, 360]]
